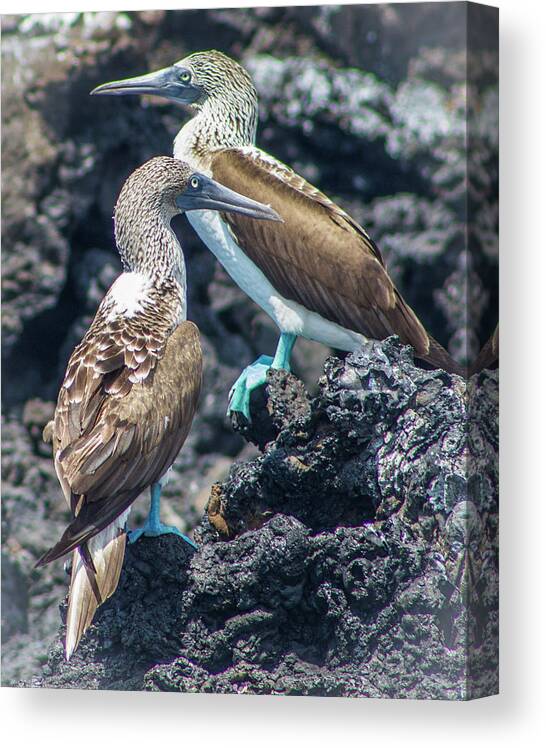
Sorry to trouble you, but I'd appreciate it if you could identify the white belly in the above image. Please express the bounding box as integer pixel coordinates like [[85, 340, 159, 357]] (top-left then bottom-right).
[[186, 209, 365, 353]]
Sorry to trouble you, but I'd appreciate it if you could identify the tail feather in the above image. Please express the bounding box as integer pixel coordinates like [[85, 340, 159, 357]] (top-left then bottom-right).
[[418, 335, 466, 377], [391, 293, 466, 377], [65, 510, 129, 660], [35, 490, 135, 567]]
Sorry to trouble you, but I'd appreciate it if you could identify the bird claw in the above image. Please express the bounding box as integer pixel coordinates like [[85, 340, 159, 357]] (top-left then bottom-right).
[[127, 522, 197, 550], [227, 355, 274, 421]]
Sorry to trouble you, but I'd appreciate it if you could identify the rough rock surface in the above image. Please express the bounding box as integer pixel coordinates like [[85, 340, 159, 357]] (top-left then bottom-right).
[[26, 341, 498, 698], [2, 6, 498, 696]]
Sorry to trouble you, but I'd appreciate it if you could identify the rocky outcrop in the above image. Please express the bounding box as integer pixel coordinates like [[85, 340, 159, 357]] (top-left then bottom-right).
[[1, 6, 498, 695], [27, 341, 498, 699]]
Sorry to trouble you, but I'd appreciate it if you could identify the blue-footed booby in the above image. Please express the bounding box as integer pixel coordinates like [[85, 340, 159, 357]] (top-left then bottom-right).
[[35, 156, 281, 659], [92, 50, 463, 419]]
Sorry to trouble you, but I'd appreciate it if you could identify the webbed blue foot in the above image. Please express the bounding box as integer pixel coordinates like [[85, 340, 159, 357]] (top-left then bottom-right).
[[228, 333, 297, 421], [128, 483, 197, 550], [127, 523, 197, 549], [228, 355, 273, 420]]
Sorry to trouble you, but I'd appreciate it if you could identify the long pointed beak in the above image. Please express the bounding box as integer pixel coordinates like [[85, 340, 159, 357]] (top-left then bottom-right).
[[177, 176, 283, 222], [90, 67, 173, 97]]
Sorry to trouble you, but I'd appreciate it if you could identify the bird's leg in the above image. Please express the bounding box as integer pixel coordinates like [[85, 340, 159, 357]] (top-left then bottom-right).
[[271, 332, 297, 370], [127, 482, 197, 549], [228, 332, 297, 420]]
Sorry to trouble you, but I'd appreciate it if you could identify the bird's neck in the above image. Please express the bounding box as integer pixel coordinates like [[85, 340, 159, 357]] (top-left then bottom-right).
[[114, 209, 187, 316], [174, 97, 257, 171]]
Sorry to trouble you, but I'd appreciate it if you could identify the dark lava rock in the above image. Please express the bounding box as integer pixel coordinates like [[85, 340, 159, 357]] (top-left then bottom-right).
[[26, 341, 498, 699], [230, 368, 312, 449]]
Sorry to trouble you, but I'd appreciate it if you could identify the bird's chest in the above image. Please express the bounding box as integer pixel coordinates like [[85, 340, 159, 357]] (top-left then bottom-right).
[[186, 209, 278, 314]]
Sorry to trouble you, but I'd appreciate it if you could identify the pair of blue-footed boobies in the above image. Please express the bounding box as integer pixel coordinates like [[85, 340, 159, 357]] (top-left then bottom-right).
[[39, 49, 463, 660], [36, 158, 280, 658], [92, 50, 463, 418]]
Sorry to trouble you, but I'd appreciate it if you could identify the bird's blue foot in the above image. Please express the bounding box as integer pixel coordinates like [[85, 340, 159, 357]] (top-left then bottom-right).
[[228, 333, 297, 421], [127, 483, 197, 550], [127, 522, 197, 549], [228, 355, 273, 421]]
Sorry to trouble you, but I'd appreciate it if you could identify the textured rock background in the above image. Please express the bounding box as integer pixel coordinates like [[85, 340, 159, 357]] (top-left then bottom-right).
[[1, 5, 498, 696]]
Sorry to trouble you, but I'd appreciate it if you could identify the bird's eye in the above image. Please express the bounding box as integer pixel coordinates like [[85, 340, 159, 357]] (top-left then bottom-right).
[[179, 71, 191, 83], [190, 176, 200, 190]]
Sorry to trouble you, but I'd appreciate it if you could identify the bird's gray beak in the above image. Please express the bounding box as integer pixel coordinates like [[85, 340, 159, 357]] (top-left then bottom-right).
[[90, 66, 203, 104], [176, 175, 283, 222]]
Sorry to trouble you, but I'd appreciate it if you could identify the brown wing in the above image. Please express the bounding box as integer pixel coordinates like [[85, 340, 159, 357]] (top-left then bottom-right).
[[37, 318, 202, 565], [211, 148, 430, 356]]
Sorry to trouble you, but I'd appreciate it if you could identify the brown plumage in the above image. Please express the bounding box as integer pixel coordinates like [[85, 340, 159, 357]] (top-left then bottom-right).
[[35, 155, 280, 658], [212, 148, 462, 375], [38, 317, 202, 565], [40, 316, 202, 656]]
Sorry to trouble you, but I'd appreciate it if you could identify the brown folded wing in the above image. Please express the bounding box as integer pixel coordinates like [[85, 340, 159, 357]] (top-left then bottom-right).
[[38, 315, 202, 564], [211, 147, 430, 356]]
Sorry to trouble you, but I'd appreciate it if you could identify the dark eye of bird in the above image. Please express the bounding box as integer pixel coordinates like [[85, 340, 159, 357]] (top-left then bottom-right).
[[190, 176, 200, 189], [180, 71, 191, 83]]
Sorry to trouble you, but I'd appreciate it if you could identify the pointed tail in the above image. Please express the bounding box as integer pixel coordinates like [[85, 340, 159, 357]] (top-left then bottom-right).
[[393, 292, 466, 377], [61, 512, 128, 660], [418, 335, 467, 378]]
